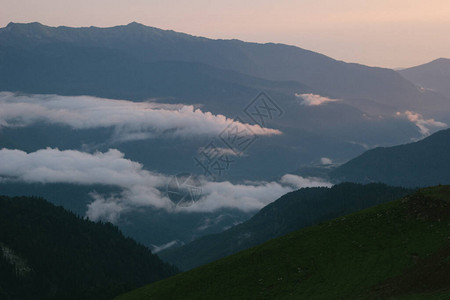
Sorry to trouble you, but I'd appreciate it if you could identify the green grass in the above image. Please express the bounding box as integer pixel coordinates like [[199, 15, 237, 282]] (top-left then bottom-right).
[[116, 186, 450, 300]]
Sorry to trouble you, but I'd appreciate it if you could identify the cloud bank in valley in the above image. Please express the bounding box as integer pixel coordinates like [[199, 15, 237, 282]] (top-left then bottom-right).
[[0, 147, 332, 222], [0, 92, 281, 142], [396, 110, 447, 136], [295, 93, 339, 106]]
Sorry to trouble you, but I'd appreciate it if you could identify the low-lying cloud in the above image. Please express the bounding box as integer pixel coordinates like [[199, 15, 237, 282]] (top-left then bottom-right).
[[151, 240, 183, 253], [396, 110, 447, 136], [295, 93, 339, 106], [320, 157, 333, 165], [0, 92, 281, 142], [0, 147, 332, 222]]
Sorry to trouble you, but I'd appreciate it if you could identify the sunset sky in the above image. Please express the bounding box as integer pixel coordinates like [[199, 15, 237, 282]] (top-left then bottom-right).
[[1, 0, 449, 68]]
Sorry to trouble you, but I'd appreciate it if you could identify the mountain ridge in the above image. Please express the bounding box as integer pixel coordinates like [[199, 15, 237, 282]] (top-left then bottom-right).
[[330, 128, 450, 187], [2, 21, 448, 118], [399, 57, 450, 99]]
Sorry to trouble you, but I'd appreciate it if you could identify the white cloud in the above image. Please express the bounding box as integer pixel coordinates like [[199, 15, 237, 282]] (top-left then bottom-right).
[[0, 147, 172, 222], [396, 110, 447, 136], [295, 93, 339, 106], [0, 92, 281, 142], [279, 174, 332, 189], [0, 148, 332, 222], [86, 193, 129, 224], [320, 157, 333, 165], [151, 240, 182, 253], [0, 147, 167, 187]]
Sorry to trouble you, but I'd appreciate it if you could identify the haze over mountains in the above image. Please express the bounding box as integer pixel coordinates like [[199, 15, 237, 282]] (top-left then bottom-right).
[[399, 58, 450, 99], [1, 19, 450, 299], [1, 22, 448, 175], [1, 21, 450, 254]]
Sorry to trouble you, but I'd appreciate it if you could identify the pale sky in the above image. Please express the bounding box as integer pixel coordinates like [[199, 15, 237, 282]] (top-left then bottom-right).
[[1, 0, 449, 68]]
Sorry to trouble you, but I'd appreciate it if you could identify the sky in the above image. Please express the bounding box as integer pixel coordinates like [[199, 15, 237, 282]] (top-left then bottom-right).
[[1, 0, 449, 68]]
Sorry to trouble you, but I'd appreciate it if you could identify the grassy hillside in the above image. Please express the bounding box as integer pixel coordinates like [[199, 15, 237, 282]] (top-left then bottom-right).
[[160, 183, 411, 271], [0, 196, 178, 300], [116, 186, 450, 299]]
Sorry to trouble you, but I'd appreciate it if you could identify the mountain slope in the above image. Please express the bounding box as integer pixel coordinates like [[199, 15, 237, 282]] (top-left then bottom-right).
[[330, 128, 450, 187], [399, 58, 450, 99], [159, 183, 411, 270], [116, 186, 450, 300], [0, 195, 177, 300]]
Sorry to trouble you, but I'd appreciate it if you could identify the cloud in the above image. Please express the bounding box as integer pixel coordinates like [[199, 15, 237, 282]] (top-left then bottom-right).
[[196, 214, 235, 231], [320, 157, 333, 165], [0, 147, 172, 222], [0, 148, 332, 222], [0, 92, 281, 142], [396, 110, 447, 136], [182, 174, 332, 213], [87, 193, 129, 224], [295, 93, 339, 106], [279, 174, 332, 189], [0, 147, 168, 188], [151, 240, 182, 253]]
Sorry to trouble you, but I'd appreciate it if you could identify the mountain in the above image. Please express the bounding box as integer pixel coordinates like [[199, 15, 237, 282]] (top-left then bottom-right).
[[399, 58, 450, 99], [1, 22, 425, 183], [0, 195, 177, 300], [0, 22, 447, 258], [330, 128, 450, 187], [116, 186, 450, 299], [0, 21, 445, 179], [159, 183, 411, 270], [1, 22, 449, 117]]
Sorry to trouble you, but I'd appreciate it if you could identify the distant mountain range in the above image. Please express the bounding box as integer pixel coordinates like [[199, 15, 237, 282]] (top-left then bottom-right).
[[1, 22, 448, 117], [0, 196, 177, 300], [330, 128, 450, 187], [1, 21, 446, 181], [1, 22, 449, 255], [117, 186, 450, 299], [399, 58, 450, 99], [159, 183, 410, 270]]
